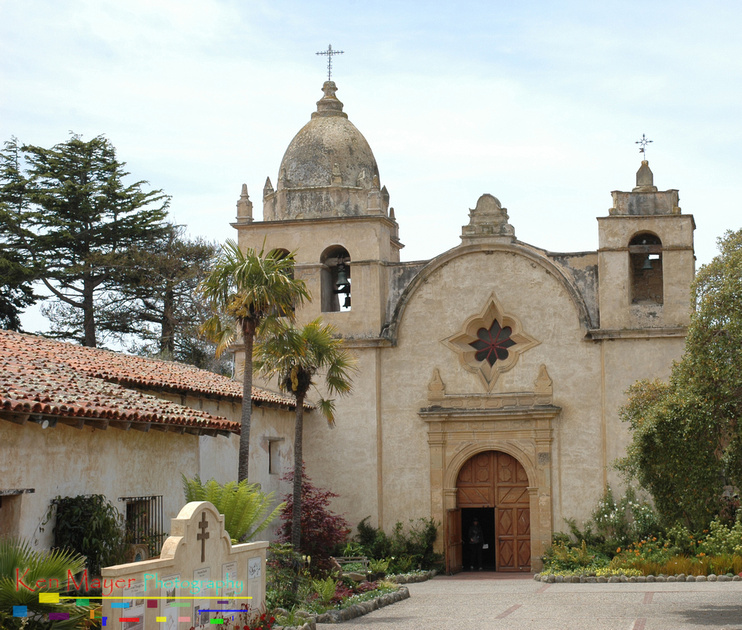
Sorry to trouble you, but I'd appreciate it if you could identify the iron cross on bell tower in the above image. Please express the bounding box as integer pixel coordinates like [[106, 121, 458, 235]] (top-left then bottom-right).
[[636, 134, 653, 158], [316, 44, 344, 81]]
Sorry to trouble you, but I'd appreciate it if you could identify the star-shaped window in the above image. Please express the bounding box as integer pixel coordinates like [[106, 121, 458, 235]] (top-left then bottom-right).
[[443, 293, 539, 390], [469, 319, 515, 366]]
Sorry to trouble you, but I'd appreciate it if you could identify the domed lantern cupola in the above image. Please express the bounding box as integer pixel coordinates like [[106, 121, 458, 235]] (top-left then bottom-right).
[[262, 81, 388, 221]]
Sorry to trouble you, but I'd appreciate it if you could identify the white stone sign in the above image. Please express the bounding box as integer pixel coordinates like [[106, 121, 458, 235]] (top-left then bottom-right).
[[102, 501, 268, 629]]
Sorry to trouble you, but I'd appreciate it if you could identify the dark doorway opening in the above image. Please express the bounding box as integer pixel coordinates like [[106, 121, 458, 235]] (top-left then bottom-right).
[[462, 507, 495, 571]]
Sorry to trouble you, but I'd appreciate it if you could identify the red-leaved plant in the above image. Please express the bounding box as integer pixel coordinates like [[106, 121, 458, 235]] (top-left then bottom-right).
[[278, 465, 350, 568]]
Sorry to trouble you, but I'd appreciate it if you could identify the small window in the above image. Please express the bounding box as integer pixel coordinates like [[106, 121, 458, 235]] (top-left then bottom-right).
[[119, 495, 166, 560], [629, 233, 663, 304], [268, 439, 283, 475], [320, 245, 351, 312], [0, 489, 33, 537]]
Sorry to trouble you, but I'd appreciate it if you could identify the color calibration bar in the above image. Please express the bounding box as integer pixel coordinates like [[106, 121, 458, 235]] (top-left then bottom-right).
[[11, 594, 253, 625]]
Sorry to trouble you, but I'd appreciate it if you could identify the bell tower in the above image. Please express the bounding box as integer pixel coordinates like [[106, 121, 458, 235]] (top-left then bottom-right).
[[233, 80, 403, 338], [597, 160, 695, 332]]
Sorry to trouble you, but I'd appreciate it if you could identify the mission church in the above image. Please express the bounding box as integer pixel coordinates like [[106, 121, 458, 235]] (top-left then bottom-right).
[[233, 75, 695, 573]]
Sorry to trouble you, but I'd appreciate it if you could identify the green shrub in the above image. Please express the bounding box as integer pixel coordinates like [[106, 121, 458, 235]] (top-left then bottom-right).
[[695, 517, 742, 557], [354, 516, 442, 572], [265, 543, 310, 610], [50, 494, 127, 575], [356, 517, 392, 559], [182, 475, 282, 543], [542, 540, 610, 573], [368, 557, 390, 573], [311, 577, 338, 604]]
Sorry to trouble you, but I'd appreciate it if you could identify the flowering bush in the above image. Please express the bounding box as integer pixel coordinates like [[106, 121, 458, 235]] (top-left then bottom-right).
[[695, 518, 742, 557], [542, 540, 610, 573], [591, 485, 660, 547], [207, 604, 276, 630]]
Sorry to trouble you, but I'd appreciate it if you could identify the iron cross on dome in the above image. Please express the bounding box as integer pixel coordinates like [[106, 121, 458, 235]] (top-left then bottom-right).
[[316, 44, 344, 81], [197, 512, 209, 563]]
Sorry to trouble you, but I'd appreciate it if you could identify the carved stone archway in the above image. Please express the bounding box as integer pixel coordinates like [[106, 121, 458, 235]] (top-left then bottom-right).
[[420, 367, 558, 573]]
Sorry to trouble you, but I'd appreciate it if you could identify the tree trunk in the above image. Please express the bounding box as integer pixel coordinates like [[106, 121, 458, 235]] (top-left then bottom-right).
[[291, 393, 305, 550], [238, 320, 256, 482], [160, 284, 175, 356], [82, 275, 96, 347]]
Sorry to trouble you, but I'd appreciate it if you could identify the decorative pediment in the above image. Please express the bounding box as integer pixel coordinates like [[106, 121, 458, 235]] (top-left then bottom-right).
[[442, 293, 539, 391], [425, 365, 554, 413]]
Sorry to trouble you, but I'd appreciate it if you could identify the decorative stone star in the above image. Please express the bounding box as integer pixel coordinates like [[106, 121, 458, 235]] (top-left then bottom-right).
[[443, 293, 539, 390]]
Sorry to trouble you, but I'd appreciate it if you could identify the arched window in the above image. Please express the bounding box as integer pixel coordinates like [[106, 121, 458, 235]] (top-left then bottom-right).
[[628, 233, 663, 304], [320, 245, 351, 312]]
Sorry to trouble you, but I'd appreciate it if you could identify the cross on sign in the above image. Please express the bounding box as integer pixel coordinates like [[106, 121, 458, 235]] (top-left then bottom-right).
[[197, 512, 210, 563]]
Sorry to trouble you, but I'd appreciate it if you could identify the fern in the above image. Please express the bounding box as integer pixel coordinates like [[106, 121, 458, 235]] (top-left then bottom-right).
[[182, 475, 284, 542]]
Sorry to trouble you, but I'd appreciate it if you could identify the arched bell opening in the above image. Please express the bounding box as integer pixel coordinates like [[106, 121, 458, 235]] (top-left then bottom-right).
[[320, 245, 351, 312], [629, 232, 663, 304]]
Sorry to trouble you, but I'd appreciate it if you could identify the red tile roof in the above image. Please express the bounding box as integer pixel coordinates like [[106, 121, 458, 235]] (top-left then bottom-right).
[[0, 330, 301, 434]]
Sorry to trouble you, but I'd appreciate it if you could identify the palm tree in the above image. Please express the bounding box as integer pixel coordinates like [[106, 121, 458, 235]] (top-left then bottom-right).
[[0, 537, 93, 629], [200, 239, 309, 482], [254, 318, 356, 549]]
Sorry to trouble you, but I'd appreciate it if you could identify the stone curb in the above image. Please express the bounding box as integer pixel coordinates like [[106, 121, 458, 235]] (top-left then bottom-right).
[[387, 569, 438, 584], [275, 586, 411, 629], [535, 573, 742, 584]]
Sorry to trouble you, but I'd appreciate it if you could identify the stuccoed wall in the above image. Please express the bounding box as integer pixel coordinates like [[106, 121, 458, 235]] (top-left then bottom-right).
[[300, 346, 381, 530], [0, 420, 199, 550], [382, 245, 599, 530]]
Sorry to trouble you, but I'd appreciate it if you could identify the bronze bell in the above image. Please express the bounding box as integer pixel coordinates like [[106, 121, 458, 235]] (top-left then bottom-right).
[[335, 262, 349, 287]]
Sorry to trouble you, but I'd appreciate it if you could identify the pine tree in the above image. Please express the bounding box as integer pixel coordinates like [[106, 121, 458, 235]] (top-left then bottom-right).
[[0, 137, 38, 330], [21, 133, 170, 346]]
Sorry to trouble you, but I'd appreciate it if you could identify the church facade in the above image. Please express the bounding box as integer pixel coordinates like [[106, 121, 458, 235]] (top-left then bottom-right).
[[233, 81, 695, 572]]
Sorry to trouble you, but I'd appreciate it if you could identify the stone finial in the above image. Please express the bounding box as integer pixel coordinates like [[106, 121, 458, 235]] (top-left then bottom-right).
[[312, 81, 348, 119], [534, 365, 553, 405], [381, 185, 390, 215], [356, 168, 366, 187], [633, 161, 658, 193], [372, 174, 380, 189], [428, 368, 446, 401], [460, 194, 515, 244], [236, 183, 253, 222], [609, 161, 680, 216], [389, 207, 396, 220], [263, 177, 274, 197]]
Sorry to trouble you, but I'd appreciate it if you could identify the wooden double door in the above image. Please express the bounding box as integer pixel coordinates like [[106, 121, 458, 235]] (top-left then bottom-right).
[[447, 451, 531, 572]]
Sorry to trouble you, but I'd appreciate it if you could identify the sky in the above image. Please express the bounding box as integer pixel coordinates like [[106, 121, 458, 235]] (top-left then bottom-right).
[[2, 0, 741, 330]]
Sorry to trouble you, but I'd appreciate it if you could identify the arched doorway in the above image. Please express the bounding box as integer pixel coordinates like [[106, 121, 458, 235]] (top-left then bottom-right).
[[455, 451, 531, 572]]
